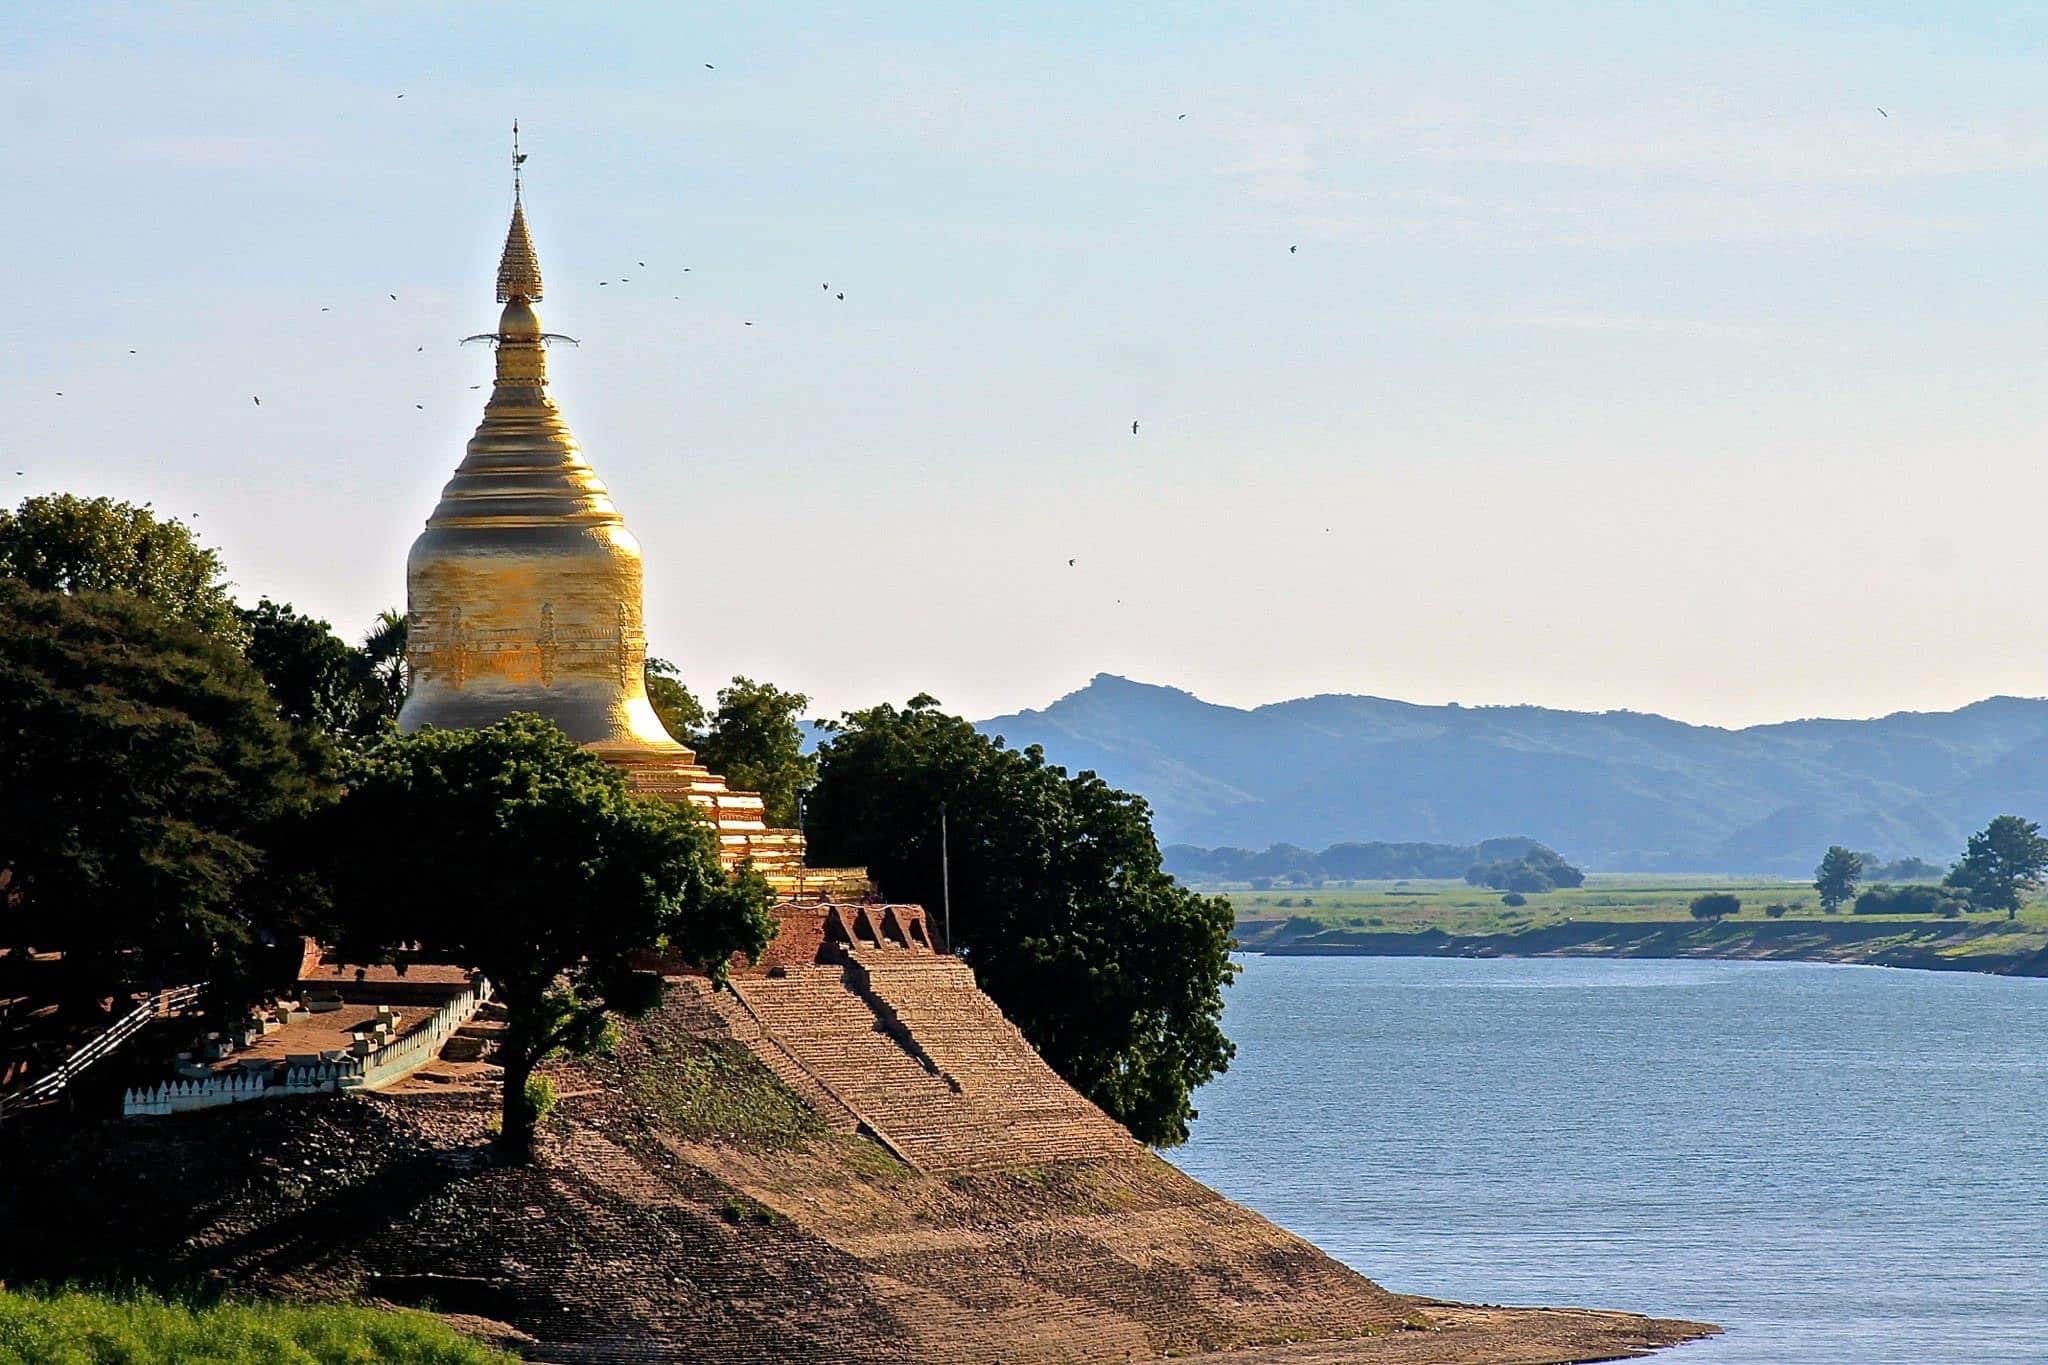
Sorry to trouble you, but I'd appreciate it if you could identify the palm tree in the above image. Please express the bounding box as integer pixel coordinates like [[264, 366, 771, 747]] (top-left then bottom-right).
[[361, 609, 408, 721]]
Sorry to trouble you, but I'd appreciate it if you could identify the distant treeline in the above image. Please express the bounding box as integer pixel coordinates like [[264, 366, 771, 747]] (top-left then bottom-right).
[[1164, 836, 1579, 888]]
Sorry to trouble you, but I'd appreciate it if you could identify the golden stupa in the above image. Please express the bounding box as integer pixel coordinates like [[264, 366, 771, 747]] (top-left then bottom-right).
[[400, 146, 814, 888]]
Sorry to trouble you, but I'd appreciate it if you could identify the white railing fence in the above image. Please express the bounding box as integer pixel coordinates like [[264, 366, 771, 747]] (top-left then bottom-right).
[[122, 978, 491, 1118], [0, 983, 201, 1118], [347, 979, 492, 1092]]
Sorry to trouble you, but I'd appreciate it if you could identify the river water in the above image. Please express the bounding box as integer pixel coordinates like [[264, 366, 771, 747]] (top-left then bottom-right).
[[1169, 955, 2048, 1363]]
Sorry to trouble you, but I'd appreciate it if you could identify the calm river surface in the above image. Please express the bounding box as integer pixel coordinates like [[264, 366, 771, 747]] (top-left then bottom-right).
[[1169, 955, 2048, 1363]]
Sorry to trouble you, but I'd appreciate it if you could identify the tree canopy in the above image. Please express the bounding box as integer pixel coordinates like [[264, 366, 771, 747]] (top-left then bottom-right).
[[0, 579, 325, 1005], [694, 676, 816, 828], [644, 657, 706, 745], [303, 716, 776, 1161], [0, 494, 245, 645], [240, 599, 406, 741], [1813, 845, 1863, 914], [1689, 892, 1740, 920], [804, 695, 1236, 1146], [1945, 815, 2048, 919]]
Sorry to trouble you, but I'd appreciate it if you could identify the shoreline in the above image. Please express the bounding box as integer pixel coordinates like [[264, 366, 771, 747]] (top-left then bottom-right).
[[1241, 915, 2048, 976]]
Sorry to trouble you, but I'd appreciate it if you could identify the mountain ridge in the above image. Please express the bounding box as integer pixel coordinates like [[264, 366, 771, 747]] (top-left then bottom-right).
[[975, 675, 2048, 873]]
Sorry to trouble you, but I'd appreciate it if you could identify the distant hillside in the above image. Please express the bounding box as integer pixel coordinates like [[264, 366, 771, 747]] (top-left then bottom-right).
[[976, 675, 2048, 874]]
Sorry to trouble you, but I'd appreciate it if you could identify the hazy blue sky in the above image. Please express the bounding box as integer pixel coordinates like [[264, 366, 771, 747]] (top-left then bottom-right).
[[8, 3, 2048, 727]]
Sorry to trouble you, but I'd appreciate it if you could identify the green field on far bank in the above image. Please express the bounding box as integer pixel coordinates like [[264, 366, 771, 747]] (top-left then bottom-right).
[[1226, 875, 2048, 966]]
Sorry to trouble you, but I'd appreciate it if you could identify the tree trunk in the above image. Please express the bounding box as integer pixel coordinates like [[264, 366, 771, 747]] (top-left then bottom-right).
[[497, 1015, 539, 1165]]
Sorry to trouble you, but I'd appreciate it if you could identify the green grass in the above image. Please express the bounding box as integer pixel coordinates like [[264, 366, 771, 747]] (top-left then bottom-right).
[[0, 1287, 514, 1364], [1229, 875, 2048, 945], [631, 1038, 827, 1148]]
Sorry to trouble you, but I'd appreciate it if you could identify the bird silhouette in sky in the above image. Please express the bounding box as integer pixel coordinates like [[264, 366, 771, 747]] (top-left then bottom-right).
[[252, 396, 261, 406], [416, 345, 423, 352], [638, 261, 646, 267], [836, 292, 844, 300], [321, 307, 329, 312], [1878, 107, 1888, 117], [396, 93, 404, 99], [1132, 420, 1140, 434], [128, 349, 136, 354], [704, 63, 714, 69], [1178, 113, 1187, 120], [389, 293, 397, 300], [469, 384, 482, 389], [416, 403, 424, 409], [1289, 245, 1297, 254], [1068, 559, 1076, 567], [745, 321, 753, 326]]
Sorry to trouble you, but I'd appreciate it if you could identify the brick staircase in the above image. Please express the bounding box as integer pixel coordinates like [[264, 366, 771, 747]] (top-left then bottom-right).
[[725, 950, 1139, 1174]]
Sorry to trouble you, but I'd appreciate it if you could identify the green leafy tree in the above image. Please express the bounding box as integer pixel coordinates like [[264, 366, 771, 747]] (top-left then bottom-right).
[[305, 716, 775, 1162], [644, 657, 706, 746], [695, 676, 817, 828], [1689, 892, 1740, 920], [1813, 845, 1864, 914], [0, 494, 246, 645], [804, 695, 1236, 1146], [1945, 815, 2048, 920], [361, 609, 409, 718], [0, 580, 325, 1007], [240, 599, 406, 740]]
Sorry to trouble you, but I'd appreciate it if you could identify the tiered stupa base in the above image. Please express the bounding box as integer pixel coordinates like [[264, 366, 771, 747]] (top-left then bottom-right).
[[596, 745, 868, 898]]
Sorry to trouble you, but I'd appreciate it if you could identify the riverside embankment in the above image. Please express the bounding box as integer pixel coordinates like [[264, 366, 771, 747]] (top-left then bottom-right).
[[1236, 912, 2048, 975]]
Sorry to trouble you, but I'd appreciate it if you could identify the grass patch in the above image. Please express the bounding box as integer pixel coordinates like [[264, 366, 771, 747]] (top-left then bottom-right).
[[632, 1039, 827, 1148], [0, 1287, 513, 1364]]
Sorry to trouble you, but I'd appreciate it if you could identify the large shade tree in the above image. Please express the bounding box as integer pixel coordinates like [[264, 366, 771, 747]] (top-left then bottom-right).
[[1945, 815, 2048, 920], [0, 579, 325, 1007], [804, 695, 1236, 1146], [0, 495, 246, 646], [305, 716, 776, 1162]]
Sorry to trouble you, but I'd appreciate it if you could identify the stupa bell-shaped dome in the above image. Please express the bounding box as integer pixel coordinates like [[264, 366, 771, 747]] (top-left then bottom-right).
[[396, 171, 684, 759]]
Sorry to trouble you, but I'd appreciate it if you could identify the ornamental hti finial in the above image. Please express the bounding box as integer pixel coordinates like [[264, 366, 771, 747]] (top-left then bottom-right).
[[496, 121, 543, 303]]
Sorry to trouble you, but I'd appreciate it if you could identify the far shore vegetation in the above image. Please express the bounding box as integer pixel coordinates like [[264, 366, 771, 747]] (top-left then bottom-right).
[[1227, 869, 2048, 969]]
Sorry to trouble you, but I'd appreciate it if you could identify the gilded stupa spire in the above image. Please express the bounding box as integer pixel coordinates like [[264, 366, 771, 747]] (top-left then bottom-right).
[[496, 121, 543, 303]]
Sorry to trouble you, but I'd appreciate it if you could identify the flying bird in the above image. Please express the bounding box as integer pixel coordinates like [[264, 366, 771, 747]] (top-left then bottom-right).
[[128, 349, 136, 354], [638, 261, 646, 267], [1289, 245, 1297, 254], [252, 396, 260, 406], [321, 307, 329, 312], [416, 345, 423, 351], [396, 93, 404, 99], [469, 384, 482, 389], [836, 292, 844, 300], [415, 403, 424, 409], [823, 283, 830, 290], [1878, 107, 1888, 117], [1068, 559, 1076, 567], [1178, 113, 1187, 120], [389, 293, 397, 300], [745, 321, 753, 326], [1131, 420, 1139, 434], [704, 63, 715, 69]]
